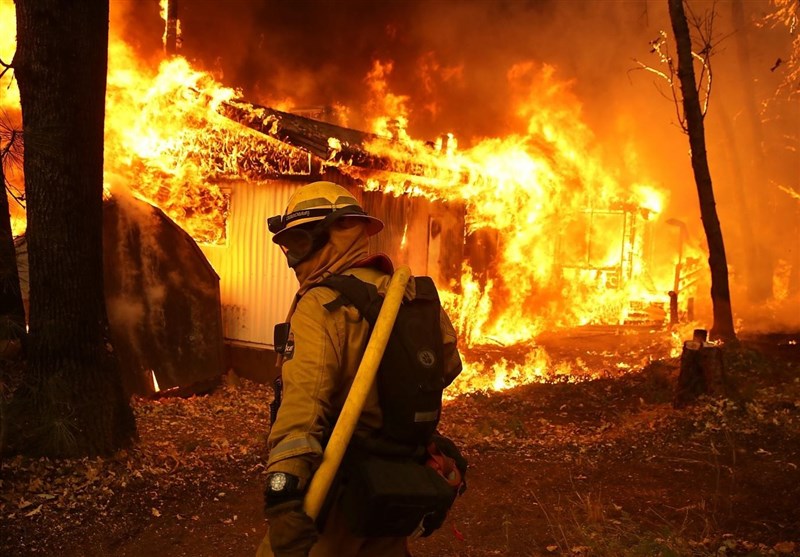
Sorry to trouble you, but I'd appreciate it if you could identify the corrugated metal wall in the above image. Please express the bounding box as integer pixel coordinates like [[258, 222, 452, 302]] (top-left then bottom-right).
[[200, 179, 301, 347], [200, 173, 465, 348]]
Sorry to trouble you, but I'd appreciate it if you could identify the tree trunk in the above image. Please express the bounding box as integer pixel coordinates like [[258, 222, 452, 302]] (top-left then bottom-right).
[[0, 158, 26, 353], [674, 329, 735, 407], [10, 0, 136, 456], [668, 0, 736, 341]]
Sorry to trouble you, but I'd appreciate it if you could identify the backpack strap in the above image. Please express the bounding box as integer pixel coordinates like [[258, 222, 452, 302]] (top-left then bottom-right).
[[319, 274, 384, 325], [412, 276, 439, 302]]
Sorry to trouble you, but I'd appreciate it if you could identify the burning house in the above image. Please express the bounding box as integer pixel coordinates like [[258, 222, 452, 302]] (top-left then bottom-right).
[[8, 0, 796, 399], [5, 46, 685, 393], [195, 101, 466, 380]]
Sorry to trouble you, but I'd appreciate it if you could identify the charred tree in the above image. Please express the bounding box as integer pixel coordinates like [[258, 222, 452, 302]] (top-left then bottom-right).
[[8, 0, 136, 456], [163, 0, 180, 56], [668, 0, 736, 341], [0, 130, 26, 355]]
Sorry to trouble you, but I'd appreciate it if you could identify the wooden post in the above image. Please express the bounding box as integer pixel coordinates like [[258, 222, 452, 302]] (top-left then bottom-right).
[[164, 0, 179, 56], [668, 290, 679, 326]]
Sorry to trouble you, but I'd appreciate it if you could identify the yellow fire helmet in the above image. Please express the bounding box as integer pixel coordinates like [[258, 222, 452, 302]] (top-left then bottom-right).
[[268, 181, 384, 267]]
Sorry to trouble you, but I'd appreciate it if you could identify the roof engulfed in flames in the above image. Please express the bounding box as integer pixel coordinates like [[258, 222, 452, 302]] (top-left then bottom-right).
[[104, 42, 316, 244]]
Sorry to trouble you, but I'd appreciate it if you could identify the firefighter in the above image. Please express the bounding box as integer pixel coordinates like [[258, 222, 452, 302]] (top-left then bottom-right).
[[260, 181, 462, 557]]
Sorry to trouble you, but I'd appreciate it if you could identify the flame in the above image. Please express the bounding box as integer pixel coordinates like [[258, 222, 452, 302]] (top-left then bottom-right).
[[353, 61, 671, 340], [102, 32, 314, 243], [1, 4, 691, 398], [1, 1, 24, 237], [103, 46, 239, 243], [399, 222, 408, 250], [348, 60, 681, 393], [151, 369, 161, 393], [4, 4, 303, 243], [364, 60, 412, 142], [0, 0, 18, 112]]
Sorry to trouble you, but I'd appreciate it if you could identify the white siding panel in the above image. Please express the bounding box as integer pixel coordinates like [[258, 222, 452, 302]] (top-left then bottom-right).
[[200, 180, 300, 346]]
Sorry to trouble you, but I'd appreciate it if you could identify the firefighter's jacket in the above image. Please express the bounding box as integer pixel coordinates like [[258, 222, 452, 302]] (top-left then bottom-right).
[[266, 263, 462, 483]]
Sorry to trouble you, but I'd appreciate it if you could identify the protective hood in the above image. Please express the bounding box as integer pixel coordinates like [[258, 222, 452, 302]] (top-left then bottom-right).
[[293, 223, 370, 295]]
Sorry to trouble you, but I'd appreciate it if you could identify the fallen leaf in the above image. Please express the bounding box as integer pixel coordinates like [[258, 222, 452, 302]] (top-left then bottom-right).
[[25, 505, 42, 517], [774, 541, 796, 554], [451, 522, 465, 541], [151, 508, 161, 517]]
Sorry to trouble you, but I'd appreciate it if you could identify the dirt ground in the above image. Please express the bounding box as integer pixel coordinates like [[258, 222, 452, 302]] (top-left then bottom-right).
[[2, 331, 799, 557]]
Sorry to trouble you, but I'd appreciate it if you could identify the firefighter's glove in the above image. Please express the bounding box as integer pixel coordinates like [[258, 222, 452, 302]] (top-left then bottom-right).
[[431, 433, 468, 494], [264, 474, 317, 557]]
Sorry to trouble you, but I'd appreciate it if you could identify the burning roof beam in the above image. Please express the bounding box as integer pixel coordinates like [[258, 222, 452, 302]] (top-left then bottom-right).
[[218, 99, 386, 166], [217, 98, 453, 181]]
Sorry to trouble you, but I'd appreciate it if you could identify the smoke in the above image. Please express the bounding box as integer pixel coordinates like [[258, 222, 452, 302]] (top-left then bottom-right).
[[119, 0, 798, 330]]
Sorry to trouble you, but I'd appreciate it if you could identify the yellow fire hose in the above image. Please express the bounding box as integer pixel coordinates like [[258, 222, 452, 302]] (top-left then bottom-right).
[[257, 265, 412, 556]]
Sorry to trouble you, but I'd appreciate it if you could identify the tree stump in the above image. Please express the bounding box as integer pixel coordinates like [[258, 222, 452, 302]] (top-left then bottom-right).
[[674, 329, 729, 407]]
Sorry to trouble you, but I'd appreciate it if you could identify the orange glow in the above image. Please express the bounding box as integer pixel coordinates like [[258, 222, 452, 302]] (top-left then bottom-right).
[[2, 5, 694, 397], [346, 60, 683, 394], [0, 0, 18, 112]]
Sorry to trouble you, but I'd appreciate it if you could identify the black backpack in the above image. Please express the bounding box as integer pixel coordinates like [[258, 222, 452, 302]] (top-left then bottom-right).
[[319, 273, 447, 447]]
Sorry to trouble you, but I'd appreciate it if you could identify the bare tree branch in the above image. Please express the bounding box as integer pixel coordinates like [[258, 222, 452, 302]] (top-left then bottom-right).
[[0, 57, 11, 81], [632, 58, 673, 83], [632, 3, 729, 132], [777, 184, 800, 202], [632, 31, 688, 131], [760, 0, 800, 100]]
